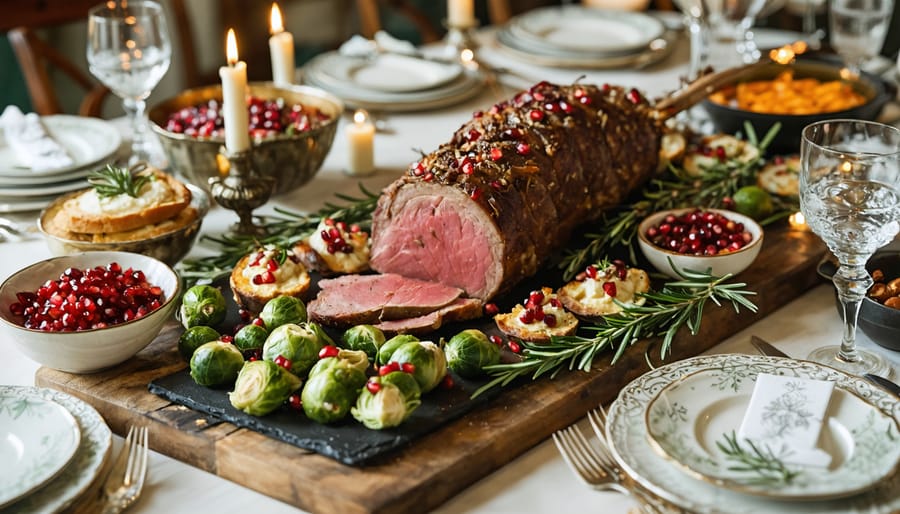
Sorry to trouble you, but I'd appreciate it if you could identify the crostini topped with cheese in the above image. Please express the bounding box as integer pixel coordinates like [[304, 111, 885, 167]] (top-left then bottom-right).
[[494, 287, 579, 343], [557, 261, 650, 318]]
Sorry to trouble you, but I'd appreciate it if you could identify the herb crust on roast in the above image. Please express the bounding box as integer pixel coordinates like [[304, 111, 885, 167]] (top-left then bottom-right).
[[370, 81, 663, 301]]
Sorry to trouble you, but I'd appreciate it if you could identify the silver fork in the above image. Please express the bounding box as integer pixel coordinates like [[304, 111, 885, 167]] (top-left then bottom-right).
[[100, 426, 149, 514], [553, 425, 630, 495]]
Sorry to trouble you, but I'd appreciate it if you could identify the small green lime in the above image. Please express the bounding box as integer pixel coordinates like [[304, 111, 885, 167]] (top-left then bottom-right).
[[732, 186, 774, 220]]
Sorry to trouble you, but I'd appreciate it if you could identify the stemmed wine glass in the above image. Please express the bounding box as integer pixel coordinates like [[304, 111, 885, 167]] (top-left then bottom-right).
[[87, 0, 171, 165], [800, 119, 900, 376], [829, 0, 893, 77]]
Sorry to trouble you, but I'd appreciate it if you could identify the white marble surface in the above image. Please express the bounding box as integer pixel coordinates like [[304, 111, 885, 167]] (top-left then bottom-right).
[[1, 27, 899, 514]]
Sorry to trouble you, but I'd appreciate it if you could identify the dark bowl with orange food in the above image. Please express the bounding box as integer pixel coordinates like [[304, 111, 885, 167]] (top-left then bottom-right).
[[702, 55, 895, 153]]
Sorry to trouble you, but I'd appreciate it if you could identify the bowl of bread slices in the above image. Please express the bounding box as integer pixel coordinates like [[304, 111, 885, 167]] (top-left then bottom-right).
[[38, 163, 209, 265]]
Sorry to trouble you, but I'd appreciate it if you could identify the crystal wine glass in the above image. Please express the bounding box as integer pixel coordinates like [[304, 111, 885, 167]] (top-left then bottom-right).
[[829, 0, 894, 77], [800, 119, 900, 376], [87, 0, 171, 165]]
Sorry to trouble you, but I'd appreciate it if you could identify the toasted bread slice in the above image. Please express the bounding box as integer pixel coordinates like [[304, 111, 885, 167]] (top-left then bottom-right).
[[41, 197, 198, 243], [757, 155, 800, 197], [230, 248, 311, 314], [494, 287, 578, 343], [61, 169, 191, 234]]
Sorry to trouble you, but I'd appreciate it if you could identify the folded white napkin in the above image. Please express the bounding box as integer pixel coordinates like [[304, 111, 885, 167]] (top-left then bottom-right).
[[1, 106, 74, 171], [339, 31, 419, 58]]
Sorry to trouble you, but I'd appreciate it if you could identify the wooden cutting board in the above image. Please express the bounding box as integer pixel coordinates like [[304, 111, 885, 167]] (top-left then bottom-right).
[[35, 226, 827, 514]]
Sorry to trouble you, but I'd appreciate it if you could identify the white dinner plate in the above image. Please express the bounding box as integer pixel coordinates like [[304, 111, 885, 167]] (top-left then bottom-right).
[[508, 6, 665, 55], [0, 386, 111, 514], [0, 195, 64, 214], [644, 363, 900, 499], [606, 354, 900, 514], [0, 178, 88, 197], [323, 54, 463, 93], [0, 116, 121, 177], [0, 392, 81, 508]]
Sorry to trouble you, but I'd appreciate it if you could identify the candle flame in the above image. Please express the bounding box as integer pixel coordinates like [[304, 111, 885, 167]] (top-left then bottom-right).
[[840, 160, 853, 173], [226, 28, 239, 65], [270, 3, 284, 34], [769, 41, 808, 65], [353, 109, 369, 125]]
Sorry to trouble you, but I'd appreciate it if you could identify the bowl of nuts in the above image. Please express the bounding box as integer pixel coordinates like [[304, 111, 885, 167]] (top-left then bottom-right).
[[637, 208, 764, 279], [0, 251, 181, 373], [819, 250, 900, 352], [149, 82, 342, 196]]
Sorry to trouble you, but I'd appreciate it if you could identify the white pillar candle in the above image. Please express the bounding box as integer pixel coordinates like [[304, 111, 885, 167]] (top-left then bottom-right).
[[268, 3, 295, 86], [447, 0, 475, 27], [219, 28, 250, 153], [346, 109, 375, 176]]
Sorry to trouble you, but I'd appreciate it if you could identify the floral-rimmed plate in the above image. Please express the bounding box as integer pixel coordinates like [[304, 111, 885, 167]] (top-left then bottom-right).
[[0, 386, 111, 514], [0, 391, 81, 508], [606, 354, 900, 514], [644, 362, 900, 499]]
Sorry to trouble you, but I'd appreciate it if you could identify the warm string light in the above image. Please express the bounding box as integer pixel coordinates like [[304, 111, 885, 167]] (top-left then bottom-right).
[[789, 212, 808, 231]]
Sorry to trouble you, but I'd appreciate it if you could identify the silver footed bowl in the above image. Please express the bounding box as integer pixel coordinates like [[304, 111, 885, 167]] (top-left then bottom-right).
[[148, 82, 343, 196]]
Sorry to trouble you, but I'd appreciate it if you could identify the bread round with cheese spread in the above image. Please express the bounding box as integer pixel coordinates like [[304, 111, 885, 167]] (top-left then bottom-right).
[[230, 248, 311, 314]]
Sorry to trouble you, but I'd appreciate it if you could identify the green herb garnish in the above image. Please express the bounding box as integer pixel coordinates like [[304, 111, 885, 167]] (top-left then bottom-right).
[[716, 431, 801, 485], [88, 164, 151, 198], [472, 263, 757, 398]]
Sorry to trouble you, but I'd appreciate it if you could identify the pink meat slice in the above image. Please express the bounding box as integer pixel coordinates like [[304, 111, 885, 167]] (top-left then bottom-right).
[[374, 298, 484, 335]]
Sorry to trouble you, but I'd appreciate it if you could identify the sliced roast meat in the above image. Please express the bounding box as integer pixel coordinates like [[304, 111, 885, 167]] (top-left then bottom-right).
[[374, 298, 484, 336], [370, 81, 662, 300], [308, 273, 463, 327]]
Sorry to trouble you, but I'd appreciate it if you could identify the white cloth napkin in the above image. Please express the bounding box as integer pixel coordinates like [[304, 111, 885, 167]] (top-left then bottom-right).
[[339, 31, 419, 58], [0, 106, 74, 171]]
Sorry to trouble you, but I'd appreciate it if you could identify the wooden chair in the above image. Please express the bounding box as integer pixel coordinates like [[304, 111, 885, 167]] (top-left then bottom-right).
[[355, 0, 514, 43]]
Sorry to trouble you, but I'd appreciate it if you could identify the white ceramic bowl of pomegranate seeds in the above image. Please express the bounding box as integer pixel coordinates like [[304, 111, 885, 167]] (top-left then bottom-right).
[[637, 208, 763, 279], [0, 251, 180, 373]]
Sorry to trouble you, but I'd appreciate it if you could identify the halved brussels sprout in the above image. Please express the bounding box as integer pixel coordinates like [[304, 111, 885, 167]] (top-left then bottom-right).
[[260, 296, 307, 330], [376, 334, 419, 366], [189, 340, 244, 387], [445, 329, 500, 378], [178, 325, 220, 360], [387, 341, 447, 393], [262, 323, 325, 377], [234, 324, 268, 352], [341, 325, 385, 361], [351, 371, 422, 429], [230, 360, 302, 416], [301, 357, 367, 424], [180, 285, 227, 329]]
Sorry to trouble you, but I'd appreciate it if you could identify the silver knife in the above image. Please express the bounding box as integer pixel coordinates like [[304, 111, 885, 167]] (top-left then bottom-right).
[[751, 336, 900, 399]]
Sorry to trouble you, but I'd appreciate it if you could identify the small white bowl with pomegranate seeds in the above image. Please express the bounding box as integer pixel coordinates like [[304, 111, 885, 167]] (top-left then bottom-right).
[[637, 208, 763, 279], [0, 251, 180, 373]]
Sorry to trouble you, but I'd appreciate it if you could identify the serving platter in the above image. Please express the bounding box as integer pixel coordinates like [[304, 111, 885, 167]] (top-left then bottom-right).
[[34, 223, 828, 514]]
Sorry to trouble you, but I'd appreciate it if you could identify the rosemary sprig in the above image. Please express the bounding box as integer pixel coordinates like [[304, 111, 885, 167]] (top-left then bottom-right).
[[716, 431, 801, 485], [178, 184, 379, 284], [472, 263, 757, 398], [88, 164, 151, 198], [560, 122, 792, 280]]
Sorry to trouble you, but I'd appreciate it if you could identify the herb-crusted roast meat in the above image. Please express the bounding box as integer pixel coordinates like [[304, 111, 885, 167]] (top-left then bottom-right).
[[370, 81, 663, 300]]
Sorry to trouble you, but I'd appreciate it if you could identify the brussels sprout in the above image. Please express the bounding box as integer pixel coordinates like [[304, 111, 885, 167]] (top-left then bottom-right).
[[262, 323, 324, 376], [234, 324, 268, 352], [388, 341, 447, 393], [351, 372, 422, 429], [311, 349, 370, 377], [230, 360, 302, 416], [445, 329, 500, 378], [178, 325, 220, 360], [305, 321, 335, 347], [180, 285, 227, 329], [301, 357, 367, 423], [189, 341, 244, 387], [376, 334, 419, 366], [260, 296, 307, 330], [341, 325, 385, 360]]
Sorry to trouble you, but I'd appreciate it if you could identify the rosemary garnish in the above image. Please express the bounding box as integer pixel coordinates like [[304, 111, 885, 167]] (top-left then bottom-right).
[[560, 122, 793, 280], [88, 164, 151, 198], [178, 184, 379, 285], [716, 431, 801, 485], [472, 264, 757, 398]]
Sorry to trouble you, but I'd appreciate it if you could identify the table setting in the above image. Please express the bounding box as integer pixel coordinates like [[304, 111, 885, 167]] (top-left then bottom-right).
[[1, 0, 900, 513]]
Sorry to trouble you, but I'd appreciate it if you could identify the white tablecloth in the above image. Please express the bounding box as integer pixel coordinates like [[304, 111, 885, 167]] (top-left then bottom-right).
[[1, 29, 898, 514]]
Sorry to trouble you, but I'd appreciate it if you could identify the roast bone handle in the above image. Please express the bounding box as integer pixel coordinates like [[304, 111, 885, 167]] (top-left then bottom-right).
[[652, 60, 773, 120]]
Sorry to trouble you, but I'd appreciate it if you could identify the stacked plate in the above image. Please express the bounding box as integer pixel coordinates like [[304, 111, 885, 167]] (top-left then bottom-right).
[[303, 52, 485, 112], [0, 385, 111, 513], [0, 116, 122, 213], [496, 6, 676, 68], [605, 354, 900, 513]]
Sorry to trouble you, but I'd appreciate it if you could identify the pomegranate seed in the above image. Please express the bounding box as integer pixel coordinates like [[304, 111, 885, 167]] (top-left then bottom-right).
[[626, 88, 641, 104], [274, 355, 292, 370], [617, 267, 627, 280], [489, 335, 504, 346], [602, 282, 618, 297], [503, 127, 522, 139], [532, 307, 545, 322], [519, 309, 534, 324], [318, 345, 339, 359], [579, 96, 592, 105], [715, 146, 727, 161], [288, 393, 302, 411], [508, 341, 522, 354], [469, 188, 483, 200], [441, 374, 455, 390], [549, 298, 562, 308], [490, 147, 503, 161], [472, 110, 483, 118], [366, 380, 381, 394], [585, 265, 598, 279], [401, 362, 416, 374], [544, 313, 557, 327], [516, 142, 530, 155], [484, 303, 500, 316], [423, 172, 434, 182], [467, 129, 481, 142], [529, 109, 544, 122], [528, 290, 545, 306], [252, 317, 266, 328]]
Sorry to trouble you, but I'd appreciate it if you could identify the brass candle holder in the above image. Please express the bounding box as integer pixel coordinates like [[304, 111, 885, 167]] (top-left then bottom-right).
[[443, 19, 479, 59], [209, 146, 275, 235]]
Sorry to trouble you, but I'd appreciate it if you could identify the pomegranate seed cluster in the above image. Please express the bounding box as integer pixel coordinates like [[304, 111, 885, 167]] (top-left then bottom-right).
[[646, 209, 753, 256], [9, 263, 164, 332], [164, 96, 330, 139], [517, 289, 562, 328], [246, 248, 302, 285], [319, 218, 362, 255]]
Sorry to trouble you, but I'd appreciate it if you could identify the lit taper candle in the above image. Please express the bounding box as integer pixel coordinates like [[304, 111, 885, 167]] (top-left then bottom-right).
[[219, 28, 250, 153], [268, 3, 295, 85]]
